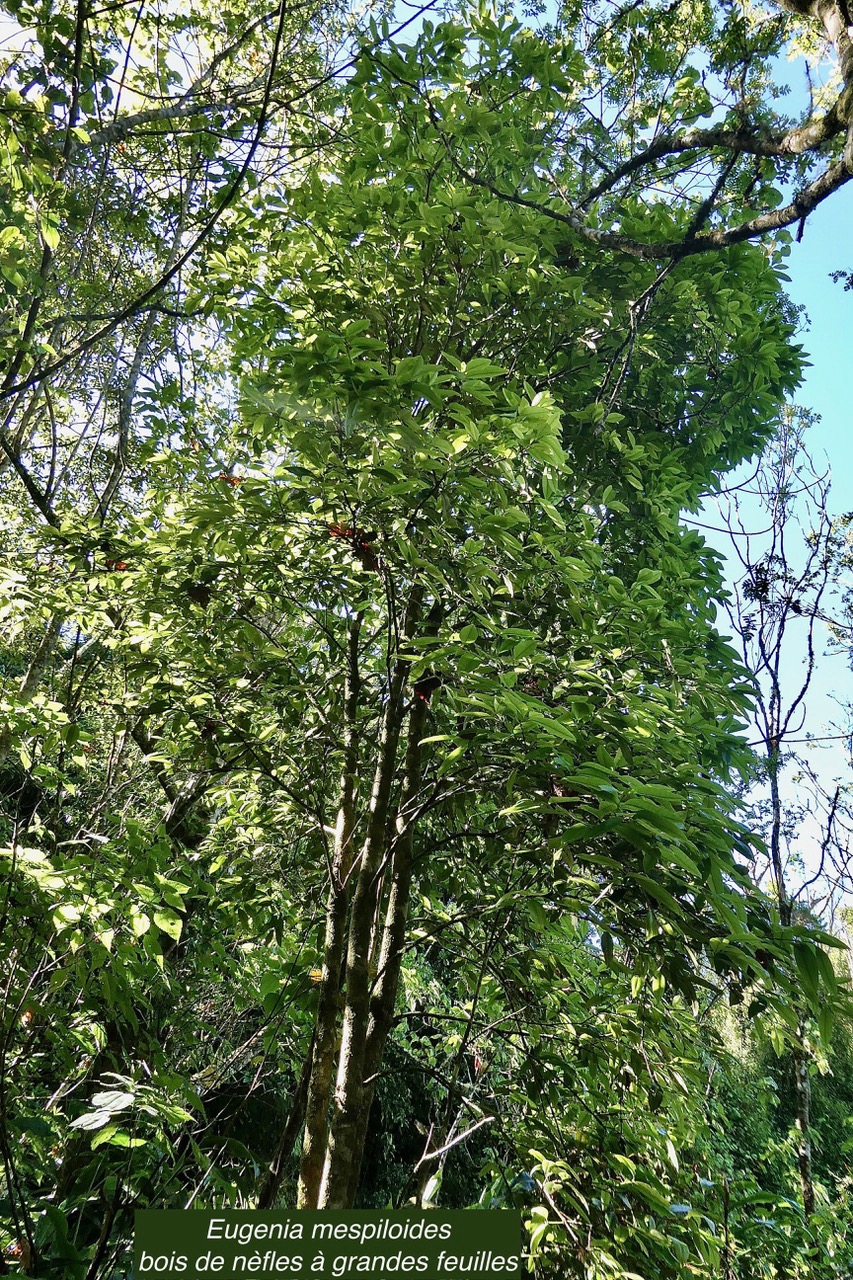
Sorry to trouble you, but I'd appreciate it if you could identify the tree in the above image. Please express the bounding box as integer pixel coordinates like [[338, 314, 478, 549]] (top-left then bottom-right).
[[196, 16, 822, 1211], [712, 423, 836, 1223], [1, 0, 852, 1275]]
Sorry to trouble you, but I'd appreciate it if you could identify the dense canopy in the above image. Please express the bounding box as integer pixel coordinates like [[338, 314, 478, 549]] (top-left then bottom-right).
[[2, 0, 853, 1276]]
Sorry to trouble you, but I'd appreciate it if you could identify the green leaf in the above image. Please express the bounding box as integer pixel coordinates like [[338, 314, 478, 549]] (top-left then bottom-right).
[[153, 909, 183, 941]]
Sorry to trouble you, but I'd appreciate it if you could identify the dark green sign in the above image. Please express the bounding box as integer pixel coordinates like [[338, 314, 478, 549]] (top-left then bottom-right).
[[135, 1211, 522, 1279]]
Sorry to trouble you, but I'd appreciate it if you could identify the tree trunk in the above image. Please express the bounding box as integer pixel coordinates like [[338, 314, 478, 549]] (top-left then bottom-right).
[[325, 692, 429, 1206], [298, 615, 362, 1209], [312, 589, 426, 1207], [294, 590, 429, 1208]]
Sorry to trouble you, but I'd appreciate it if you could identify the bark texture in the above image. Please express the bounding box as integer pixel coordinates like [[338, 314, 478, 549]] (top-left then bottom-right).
[[292, 589, 441, 1207], [298, 616, 362, 1208]]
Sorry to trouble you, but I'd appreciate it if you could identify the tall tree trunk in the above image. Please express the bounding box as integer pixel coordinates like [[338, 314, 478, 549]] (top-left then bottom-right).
[[327, 691, 429, 1207], [316, 589, 423, 1208], [298, 615, 362, 1209]]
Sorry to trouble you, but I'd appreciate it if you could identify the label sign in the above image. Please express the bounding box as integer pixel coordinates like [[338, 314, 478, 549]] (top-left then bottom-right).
[[135, 1211, 522, 1279]]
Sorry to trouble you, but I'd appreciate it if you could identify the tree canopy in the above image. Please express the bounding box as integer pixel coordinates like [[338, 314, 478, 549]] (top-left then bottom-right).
[[2, 0, 853, 1277]]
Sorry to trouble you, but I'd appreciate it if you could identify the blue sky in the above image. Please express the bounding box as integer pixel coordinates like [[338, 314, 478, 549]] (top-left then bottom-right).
[[779, 189, 853, 504]]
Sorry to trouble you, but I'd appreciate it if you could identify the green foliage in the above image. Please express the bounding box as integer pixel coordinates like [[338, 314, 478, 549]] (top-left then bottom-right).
[[0, 0, 851, 1276]]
